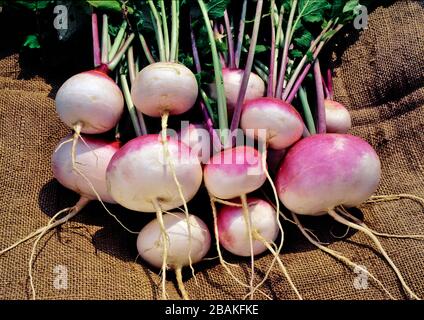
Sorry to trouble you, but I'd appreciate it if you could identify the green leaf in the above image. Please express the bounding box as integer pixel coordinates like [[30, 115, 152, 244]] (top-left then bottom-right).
[[14, 0, 53, 11], [343, 0, 359, 13], [87, 0, 132, 13], [291, 49, 303, 58], [23, 34, 41, 49], [255, 45, 268, 54], [207, 0, 230, 19], [297, 0, 331, 24], [294, 30, 312, 48]]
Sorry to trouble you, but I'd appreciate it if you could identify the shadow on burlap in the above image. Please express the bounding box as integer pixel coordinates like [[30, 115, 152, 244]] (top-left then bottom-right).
[[0, 1, 423, 300]]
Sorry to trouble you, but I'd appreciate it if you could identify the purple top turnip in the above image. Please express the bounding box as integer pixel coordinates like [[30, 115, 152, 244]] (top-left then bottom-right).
[[276, 134, 381, 216]]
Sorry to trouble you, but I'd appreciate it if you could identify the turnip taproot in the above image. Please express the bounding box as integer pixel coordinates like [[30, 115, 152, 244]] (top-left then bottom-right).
[[137, 212, 211, 300], [276, 133, 420, 299]]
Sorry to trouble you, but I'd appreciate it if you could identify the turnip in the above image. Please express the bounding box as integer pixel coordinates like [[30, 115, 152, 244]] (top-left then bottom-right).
[[209, 68, 265, 114], [276, 133, 420, 299], [55, 14, 134, 135], [324, 99, 352, 134], [217, 197, 302, 299], [106, 135, 202, 213], [0, 134, 127, 299], [240, 97, 304, 150], [125, 1, 203, 299], [137, 212, 211, 300], [131, 62, 198, 118], [204, 145, 266, 298], [106, 134, 203, 299]]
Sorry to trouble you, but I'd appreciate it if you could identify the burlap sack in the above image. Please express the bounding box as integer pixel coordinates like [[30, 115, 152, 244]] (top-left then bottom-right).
[[0, 1, 423, 300]]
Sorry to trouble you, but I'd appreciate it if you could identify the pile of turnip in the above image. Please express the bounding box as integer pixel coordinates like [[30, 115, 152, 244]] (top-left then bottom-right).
[[1, 0, 423, 301]]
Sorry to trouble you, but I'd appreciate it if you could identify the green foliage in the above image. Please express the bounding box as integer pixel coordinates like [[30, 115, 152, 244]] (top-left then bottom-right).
[[206, 0, 230, 19], [23, 34, 41, 49], [87, 0, 134, 14], [14, 0, 53, 11]]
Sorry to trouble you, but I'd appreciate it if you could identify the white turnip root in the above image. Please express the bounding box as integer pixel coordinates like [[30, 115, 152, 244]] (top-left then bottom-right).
[[204, 146, 266, 200], [131, 62, 198, 118], [55, 70, 124, 134], [217, 197, 278, 256], [52, 134, 120, 203], [324, 99, 352, 134], [137, 212, 211, 299], [106, 134, 203, 213], [276, 133, 420, 299], [210, 68, 265, 114], [240, 97, 304, 150]]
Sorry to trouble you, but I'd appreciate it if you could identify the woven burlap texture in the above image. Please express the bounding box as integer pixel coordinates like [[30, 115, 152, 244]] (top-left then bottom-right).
[[0, 1, 423, 300]]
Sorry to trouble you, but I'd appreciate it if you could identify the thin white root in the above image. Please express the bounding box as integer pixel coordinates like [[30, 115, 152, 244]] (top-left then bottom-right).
[[212, 198, 243, 207], [327, 208, 420, 300], [208, 193, 271, 300], [175, 267, 189, 300], [1, 199, 90, 256], [152, 199, 169, 300], [253, 230, 302, 300], [28, 196, 90, 300], [249, 147, 287, 298], [160, 112, 195, 283], [240, 194, 255, 300], [291, 212, 396, 300], [365, 194, 424, 206], [71, 124, 138, 234], [337, 206, 424, 240]]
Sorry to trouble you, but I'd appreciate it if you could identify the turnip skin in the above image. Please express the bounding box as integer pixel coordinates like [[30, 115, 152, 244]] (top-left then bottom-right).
[[204, 146, 266, 200], [52, 135, 120, 203], [55, 71, 124, 134], [178, 123, 212, 164], [217, 198, 279, 256], [131, 62, 198, 117], [137, 213, 211, 269], [210, 68, 265, 113], [324, 100, 352, 134], [276, 134, 381, 216], [106, 134, 203, 212], [241, 97, 304, 150]]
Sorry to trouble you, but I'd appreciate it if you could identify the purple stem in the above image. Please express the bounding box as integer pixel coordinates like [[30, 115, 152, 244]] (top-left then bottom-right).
[[314, 59, 326, 134], [230, 0, 264, 134], [286, 41, 325, 104], [267, 4, 276, 97], [327, 67, 334, 100], [92, 13, 101, 67], [282, 21, 334, 101], [235, 0, 247, 69], [190, 18, 222, 150], [321, 76, 330, 99], [224, 10, 235, 69]]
